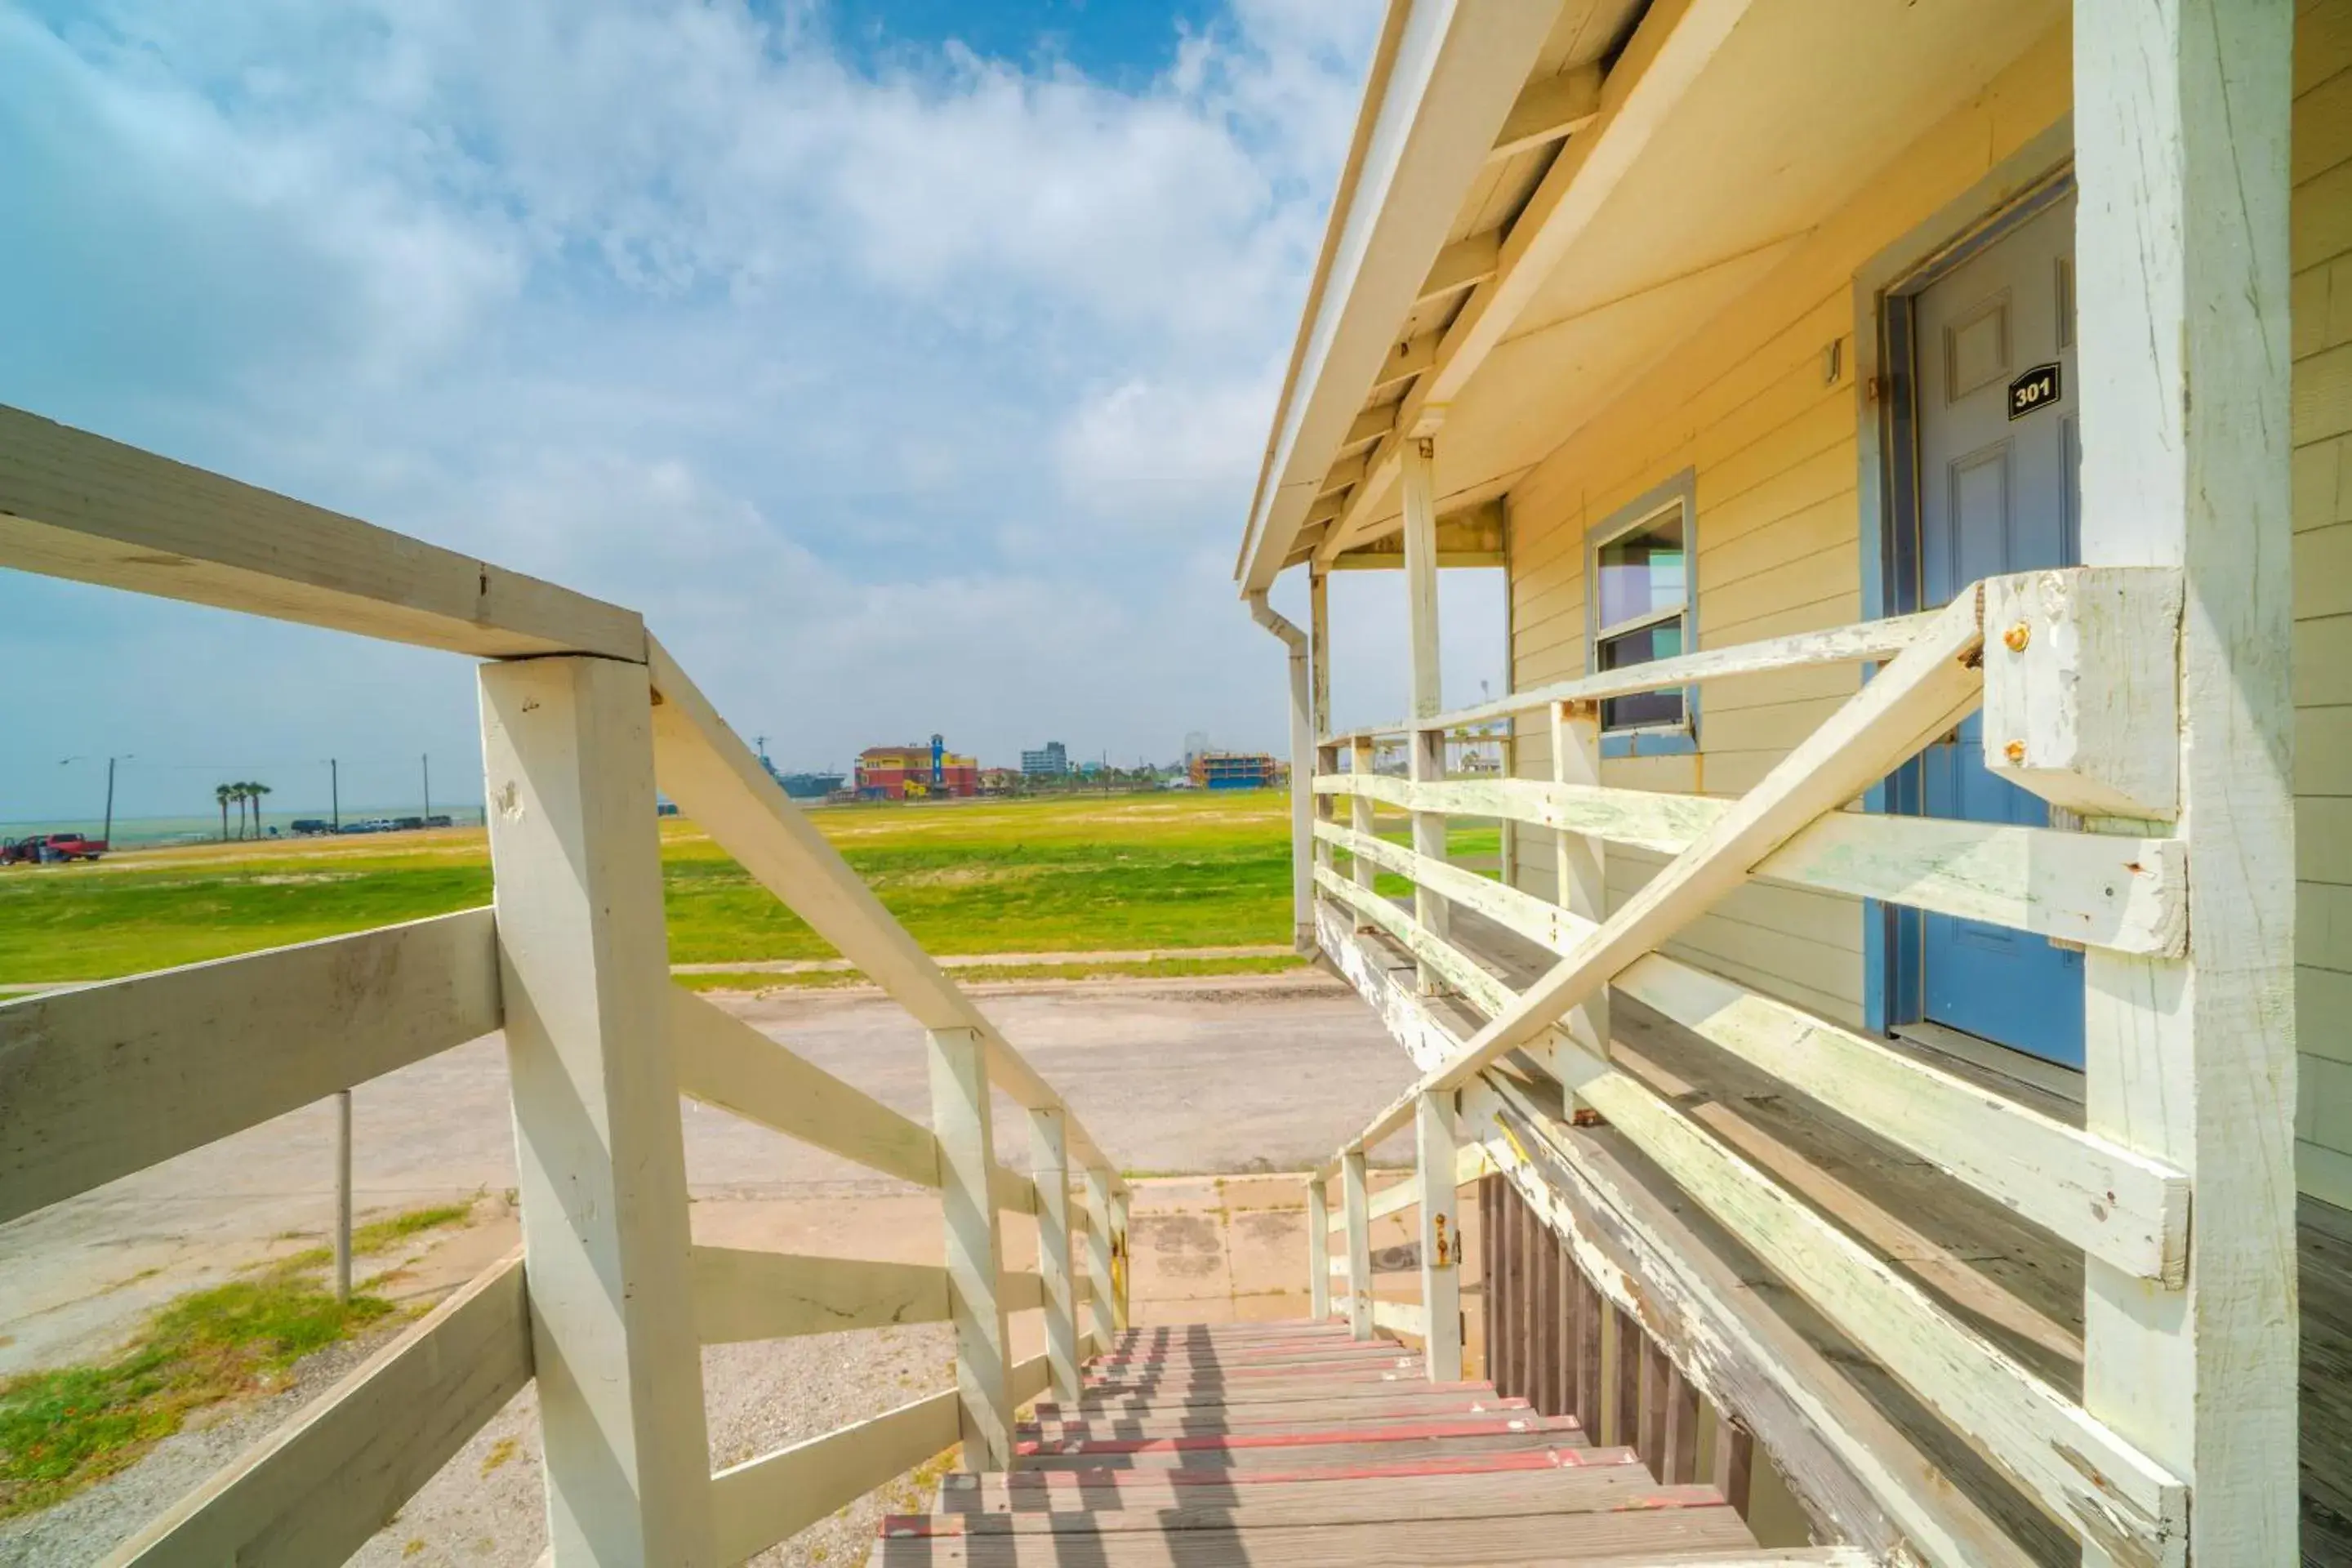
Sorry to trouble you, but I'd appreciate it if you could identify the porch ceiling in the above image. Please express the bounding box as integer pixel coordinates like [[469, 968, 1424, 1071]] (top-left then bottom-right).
[[1265, 0, 2067, 573]]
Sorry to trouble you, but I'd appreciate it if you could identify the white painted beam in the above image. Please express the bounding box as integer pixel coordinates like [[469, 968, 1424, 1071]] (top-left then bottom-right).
[[0, 908, 499, 1226], [1029, 1108, 1082, 1405], [688, 1247, 951, 1343], [1081, 1168, 1117, 1350], [1414, 1089, 1463, 1383], [1343, 1150, 1374, 1340], [0, 406, 644, 660], [1307, 1177, 1332, 1320], [669, 986, 939, 1189], [1312, 777, 2186, 957], [479, 655, 713, 1564], [929, 1025, 1013, 1471], [2074, 0, 2300, 1561]]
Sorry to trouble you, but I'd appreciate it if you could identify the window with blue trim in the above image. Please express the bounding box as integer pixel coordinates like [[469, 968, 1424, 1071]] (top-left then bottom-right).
[[1587, 476, 1695, 755]]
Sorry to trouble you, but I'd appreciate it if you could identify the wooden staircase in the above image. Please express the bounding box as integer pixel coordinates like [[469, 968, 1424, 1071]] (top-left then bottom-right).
[[875, 1320, 1832, 1566]]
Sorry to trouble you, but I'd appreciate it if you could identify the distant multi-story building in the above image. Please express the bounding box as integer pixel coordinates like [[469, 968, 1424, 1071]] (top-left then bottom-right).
[[1020, 741, 1069, 777], [1189, 752, 1279, 791], [856, 734, 978, 800]]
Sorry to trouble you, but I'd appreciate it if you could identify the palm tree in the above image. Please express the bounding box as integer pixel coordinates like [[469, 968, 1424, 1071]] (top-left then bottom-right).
[[216, 783, 233, 841], [249, 782, 272, 837]]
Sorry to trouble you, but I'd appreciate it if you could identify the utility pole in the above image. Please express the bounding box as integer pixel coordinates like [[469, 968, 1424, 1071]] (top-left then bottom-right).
[[329, 759, 339, 830], [102, 755, 127, 845], [421, 754, 431, 822], [333, 1089, 353, 1303]]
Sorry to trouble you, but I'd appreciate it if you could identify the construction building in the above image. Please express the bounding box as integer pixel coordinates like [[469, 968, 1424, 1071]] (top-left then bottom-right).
[[1019, 741, 1069, 777], [854, 734, 977, 800], [1188, 751, 1277, 791]]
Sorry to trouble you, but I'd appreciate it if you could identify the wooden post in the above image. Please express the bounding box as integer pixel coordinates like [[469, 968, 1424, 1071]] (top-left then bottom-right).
[[1343, 1149, 1374, 1340], [1552, 698, 1608, 1095], [2074, 2, 2297, 1561], [1028, 1108, 1080, 1406], [1348, 737, 1379, 923], [1110, 1188, 1131, 1332], [1575, 1274, 1603, 1438], [1610, 1304, 1641, 1451], [1402, 430, 1450, 996], [1309, 567, 1332, 742], [1306, 1176, 1332, 1321], [1711, 1410, 1754, 1515], [332, 1088, 352, 1305], [1313, 744, 1339, 878], [1414, 1090, 1463, 1383], [930, 1026, 1013, 1469], [478, 656, 713, 1564], [1081, 1168, 1116, 1351]]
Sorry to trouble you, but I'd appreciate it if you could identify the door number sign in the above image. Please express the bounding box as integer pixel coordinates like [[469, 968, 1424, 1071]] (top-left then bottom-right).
[[2008, 363, 2061, 420]]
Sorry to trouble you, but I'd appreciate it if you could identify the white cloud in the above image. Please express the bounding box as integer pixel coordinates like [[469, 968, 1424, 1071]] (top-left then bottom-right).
[[0, 0, 1473, 821]]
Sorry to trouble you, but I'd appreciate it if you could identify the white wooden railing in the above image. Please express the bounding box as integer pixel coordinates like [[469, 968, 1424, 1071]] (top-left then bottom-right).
[[0, 406, 1129, 1566], [1299, 569, 2214, 1568]]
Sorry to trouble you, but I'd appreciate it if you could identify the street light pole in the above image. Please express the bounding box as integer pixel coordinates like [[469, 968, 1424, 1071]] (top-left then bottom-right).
[[421, 754, 431, 822], [330, 759, 339, 831]]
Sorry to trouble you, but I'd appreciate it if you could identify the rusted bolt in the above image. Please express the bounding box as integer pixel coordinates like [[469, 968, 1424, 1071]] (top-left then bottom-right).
[[2003, 740, 2027, 764], [2003, 622, 2032, 653]]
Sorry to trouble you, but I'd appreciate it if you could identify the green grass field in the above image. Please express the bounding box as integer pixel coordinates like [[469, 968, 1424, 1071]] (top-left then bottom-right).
[[0, 791, 1321, 985]]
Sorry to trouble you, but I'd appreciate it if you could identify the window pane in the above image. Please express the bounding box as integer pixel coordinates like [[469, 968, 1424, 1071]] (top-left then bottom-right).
[[1596, 512, 1686, 631], [1599, 620, 1685, 731]]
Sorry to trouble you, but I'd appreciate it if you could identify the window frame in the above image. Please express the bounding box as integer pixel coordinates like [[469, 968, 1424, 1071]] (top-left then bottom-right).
[[1584, 469, 1698, 759]]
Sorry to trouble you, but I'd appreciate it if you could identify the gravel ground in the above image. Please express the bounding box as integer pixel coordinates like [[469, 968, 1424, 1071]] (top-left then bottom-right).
[[0, 1322, 401, 1566], [347, 1324, 962, 1567]]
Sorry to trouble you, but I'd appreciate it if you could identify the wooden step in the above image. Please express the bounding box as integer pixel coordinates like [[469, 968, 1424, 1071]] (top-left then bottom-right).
[[1038, 1377, 1503, 1414], [1107, 1322, 1347, 1348], [871, 1504, 1757, 1564], [1083, 1360, 1423, 1392], [1091, 1340, 1413, 1367], [1013, 1425, 1579, 1473], [962, 1443, 1640, 1496], [1022, 1411, 1559, 1447], [929, 1463, 1690, 1526], [1022, 1393, 1534, 1437]]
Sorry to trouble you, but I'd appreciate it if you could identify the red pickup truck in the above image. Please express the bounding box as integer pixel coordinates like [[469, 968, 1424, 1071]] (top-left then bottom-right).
[[0, 831, 108, 864]]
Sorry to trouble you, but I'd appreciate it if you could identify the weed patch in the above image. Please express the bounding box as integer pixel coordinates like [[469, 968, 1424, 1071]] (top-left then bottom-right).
[[0, 1269, 391, 1518]]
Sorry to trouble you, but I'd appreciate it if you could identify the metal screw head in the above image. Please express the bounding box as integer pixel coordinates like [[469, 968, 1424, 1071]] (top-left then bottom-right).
[[2003, 622, 2032, 653], [2003, 740, 2028, 764]]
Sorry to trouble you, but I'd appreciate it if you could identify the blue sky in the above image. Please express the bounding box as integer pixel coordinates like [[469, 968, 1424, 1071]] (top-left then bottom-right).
[[0, 0, 1504, 822]]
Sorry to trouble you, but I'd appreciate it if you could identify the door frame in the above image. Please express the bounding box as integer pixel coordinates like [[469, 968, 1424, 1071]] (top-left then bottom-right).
[[1853, 120, 2074, 1042]]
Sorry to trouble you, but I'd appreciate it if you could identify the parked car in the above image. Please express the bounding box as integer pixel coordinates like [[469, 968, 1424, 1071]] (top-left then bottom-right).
[[392, 817, 425, 831], [1, 831, 108, 864], [425, 815, 453, 829], [289, 818, 335, 836]]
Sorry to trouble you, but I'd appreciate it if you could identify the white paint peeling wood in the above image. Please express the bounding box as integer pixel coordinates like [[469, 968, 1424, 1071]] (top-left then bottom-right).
[[1312, 774, 2186, 956], [107, 1254, 531, 1568], [1331, 610, 1944, 742], [1980, 568, 2184, 819], [1414, 1089, 1464, 1383], [2074, 2, 2301, 1562], [0, 907, 500, 1226], [1315, 893, 2185, 1557], [1315, 834, 2191, 1282]]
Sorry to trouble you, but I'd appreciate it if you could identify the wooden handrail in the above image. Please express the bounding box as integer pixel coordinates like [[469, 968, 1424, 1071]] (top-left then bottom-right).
[[1325, 609, 1941, 743], [646, 637, 1127, 1197], [1332, 590, 1989, 1158], [1310, 782, 2186, 956]]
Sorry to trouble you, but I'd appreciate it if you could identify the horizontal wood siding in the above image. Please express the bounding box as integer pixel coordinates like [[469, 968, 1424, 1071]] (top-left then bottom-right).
[[2294, 0, 2352, 1208], [1504, 10, 2350, 1197]]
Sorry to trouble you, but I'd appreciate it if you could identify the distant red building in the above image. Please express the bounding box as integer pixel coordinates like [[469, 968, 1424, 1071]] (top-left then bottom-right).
[[856, 734, 979, 800]]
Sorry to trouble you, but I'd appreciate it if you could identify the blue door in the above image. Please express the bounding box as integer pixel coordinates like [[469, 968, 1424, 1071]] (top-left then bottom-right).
[[1909, 194, 2083, 1067]]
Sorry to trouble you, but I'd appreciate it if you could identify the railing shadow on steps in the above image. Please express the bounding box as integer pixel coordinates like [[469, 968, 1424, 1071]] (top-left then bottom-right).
[[0, 405, 1127, 1566]]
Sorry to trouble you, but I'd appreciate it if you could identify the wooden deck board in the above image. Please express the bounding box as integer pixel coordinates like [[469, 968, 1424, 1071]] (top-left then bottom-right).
[[921, 1472, 1712, 1530], [875, 1507, 1757, 1564]]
